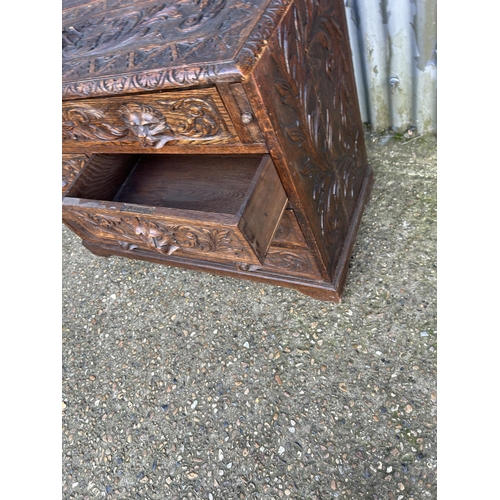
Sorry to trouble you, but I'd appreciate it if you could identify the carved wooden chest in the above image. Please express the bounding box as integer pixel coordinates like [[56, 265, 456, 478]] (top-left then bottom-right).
[[62, 0, 374, 302]]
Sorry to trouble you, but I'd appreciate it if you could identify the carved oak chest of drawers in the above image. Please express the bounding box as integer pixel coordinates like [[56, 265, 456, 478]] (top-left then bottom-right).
[[62, 0, 374, 302]]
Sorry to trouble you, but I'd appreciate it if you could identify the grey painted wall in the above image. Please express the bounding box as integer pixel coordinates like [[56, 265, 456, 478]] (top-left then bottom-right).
[[345, 0, 437, 134]]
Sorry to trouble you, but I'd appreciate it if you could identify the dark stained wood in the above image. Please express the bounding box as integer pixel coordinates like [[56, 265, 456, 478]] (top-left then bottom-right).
[[271, 209, 308, 249], [246, 0, 370, 279], [63, 153, 288, 267], [331, 165, 374, 297], [63, 202, 258, 265], [64, 143, 268, 155], [62, 0, 292, 99], [62, 153, 88, 194], [62, 0, 373, 301], [229, 83, 265, 144], [82, 239, 340, 302], [114, 155, 262, 214], [63, 88, 241, 150], [65, 154, 139, 201], [242, 79, 331, 280], [237, 155, 288, 262], [216, 83, 254, 144]]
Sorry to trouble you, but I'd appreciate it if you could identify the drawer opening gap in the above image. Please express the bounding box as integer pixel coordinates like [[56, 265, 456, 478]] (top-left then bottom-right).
[[66, 153, 265, 215]]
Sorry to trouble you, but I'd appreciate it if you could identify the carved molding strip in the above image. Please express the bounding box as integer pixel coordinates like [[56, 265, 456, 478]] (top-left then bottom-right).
[[235, 0, 292, 74], [62, 65, 226, 99], [62, 93, 233, 148]]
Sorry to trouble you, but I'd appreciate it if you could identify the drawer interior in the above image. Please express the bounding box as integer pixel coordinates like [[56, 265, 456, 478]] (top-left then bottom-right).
[[66, 154, 265, 215]]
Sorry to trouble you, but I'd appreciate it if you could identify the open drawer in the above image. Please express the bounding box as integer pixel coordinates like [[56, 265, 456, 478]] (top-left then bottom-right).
[[62, 153, 288, 266]]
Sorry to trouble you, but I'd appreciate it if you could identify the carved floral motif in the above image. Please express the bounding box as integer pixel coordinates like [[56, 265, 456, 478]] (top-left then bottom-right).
[[68, 211, 238, 256], [118, 103, 174, 148], [62, 96, 226, 147]]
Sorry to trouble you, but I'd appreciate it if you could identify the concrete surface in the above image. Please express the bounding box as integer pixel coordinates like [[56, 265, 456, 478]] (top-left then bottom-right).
[[62, 134, 437, 499]]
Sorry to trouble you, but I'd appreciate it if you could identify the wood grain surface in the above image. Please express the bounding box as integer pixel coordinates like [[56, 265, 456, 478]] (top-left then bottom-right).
[[62, 0, 292, 99], [63, 153, 287, 267], [61, 0, 373, 301]]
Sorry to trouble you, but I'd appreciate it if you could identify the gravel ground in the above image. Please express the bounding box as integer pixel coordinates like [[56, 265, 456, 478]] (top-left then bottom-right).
[[62, 134, 437, 500]]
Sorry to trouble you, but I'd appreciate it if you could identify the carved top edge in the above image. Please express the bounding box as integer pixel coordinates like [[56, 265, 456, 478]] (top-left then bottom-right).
[[62, 0, 292, 100]]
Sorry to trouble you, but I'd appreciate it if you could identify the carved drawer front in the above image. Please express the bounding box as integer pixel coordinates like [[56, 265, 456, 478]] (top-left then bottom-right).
[[62, 153, 287, 266], [62, 88, 249, 153]]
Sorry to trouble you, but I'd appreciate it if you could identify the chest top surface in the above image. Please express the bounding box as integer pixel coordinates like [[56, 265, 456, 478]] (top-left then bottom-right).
[[62, 0, 292, 99]]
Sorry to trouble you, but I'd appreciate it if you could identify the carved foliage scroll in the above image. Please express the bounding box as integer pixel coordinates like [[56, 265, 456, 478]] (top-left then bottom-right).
[[62, 155, 87, 193], [64, 210, 247, 259], [62, 0, 285, 98], [62, 0, 293, 98], [62, 92, 235, 148], [254, 0, 367, 273]]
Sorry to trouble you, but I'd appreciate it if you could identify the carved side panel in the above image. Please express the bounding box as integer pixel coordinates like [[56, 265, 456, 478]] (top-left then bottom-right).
[[62, 88, 239, 150], [62, 154, 87, 193], [62, 208, 261, 265], [249, 0, 368, 276]]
